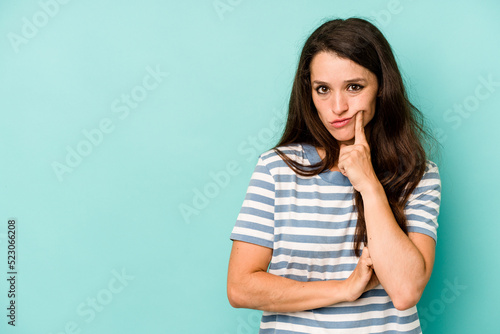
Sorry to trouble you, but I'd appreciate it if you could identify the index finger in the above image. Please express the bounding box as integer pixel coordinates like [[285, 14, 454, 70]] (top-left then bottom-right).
[[354, 110, 367, 146]]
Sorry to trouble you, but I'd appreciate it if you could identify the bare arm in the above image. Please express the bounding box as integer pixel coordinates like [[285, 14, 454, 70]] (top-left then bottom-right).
[[361, 184, 435, 310], [227, 240, 379, 313], [338, 110, 437, 310]]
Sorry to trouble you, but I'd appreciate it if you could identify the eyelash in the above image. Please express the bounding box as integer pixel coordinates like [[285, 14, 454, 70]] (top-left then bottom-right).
[[315, 84, 364, 95]]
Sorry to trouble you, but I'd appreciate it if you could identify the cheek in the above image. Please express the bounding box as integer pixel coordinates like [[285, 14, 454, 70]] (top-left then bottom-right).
[[357, 95, 377, 122], [312, 97, 328, 119], [364, 111, 376, 127], [312, 95, 322, 109]]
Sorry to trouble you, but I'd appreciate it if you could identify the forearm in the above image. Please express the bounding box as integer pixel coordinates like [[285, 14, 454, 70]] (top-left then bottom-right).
[[228, 270, 348, 313], [361, 183, 427, 308]]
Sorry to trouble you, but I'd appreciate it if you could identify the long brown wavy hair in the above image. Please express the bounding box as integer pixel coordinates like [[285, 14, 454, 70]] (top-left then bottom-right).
[[274, 18, 434, 257]]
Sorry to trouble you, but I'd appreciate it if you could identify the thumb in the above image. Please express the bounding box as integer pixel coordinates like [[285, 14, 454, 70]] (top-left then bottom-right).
[[361, 246, 370, 259], [362, 246, 370, 256], [361, 247, 372, 265]]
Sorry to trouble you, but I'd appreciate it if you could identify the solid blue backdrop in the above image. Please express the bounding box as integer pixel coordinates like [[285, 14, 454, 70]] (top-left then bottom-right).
[[0, 1, 499, 333]]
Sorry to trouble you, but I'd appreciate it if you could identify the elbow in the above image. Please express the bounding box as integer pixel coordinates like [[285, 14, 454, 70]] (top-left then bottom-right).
[[391, 286, 424, 311], [227, 284, 246, 309], [390, 284, 424, 311], [392, 296, 418, 311]]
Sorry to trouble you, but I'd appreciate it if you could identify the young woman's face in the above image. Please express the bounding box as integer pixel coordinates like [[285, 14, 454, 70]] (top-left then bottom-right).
[[310, 51, 379, 146]]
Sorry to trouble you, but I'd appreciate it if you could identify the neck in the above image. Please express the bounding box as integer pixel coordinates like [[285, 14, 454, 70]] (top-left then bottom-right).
[[315, 147, 341, 172]]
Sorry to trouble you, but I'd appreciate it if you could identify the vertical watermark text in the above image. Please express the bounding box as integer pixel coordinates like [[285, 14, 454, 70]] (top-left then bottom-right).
[[6, 219, 18, 326]]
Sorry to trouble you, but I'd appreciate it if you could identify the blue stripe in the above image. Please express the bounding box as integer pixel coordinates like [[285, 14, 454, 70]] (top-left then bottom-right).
[[407, 227, 437, 241], [405, 193, 440, 207], [230, 233, 273, 249], [405, 203, 439, 217], [270, 261, 356, 273], [261, 312, 419, 329], [276, 189, 354, 201], [249, 178, 275, 192], [314, 300, 394, 315], [245, 192, 274, 206], [234, 220, 274, 235], [278, 233, 355, 244], [359, 288, 391, 298], [406, 214, 438, 228], [239, 206, 274, 220], [274, 173, 352, 187], [254, 164, 272, 173], [411, 184, 441, 195], [272, 247, 356, 259], [275, 204, 356, 215], [421, 171, 439, 180], [263, 148, 303, 160]]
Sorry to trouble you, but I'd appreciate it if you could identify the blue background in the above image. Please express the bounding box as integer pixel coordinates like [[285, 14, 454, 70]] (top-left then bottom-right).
[[1, 0, 499, 333]]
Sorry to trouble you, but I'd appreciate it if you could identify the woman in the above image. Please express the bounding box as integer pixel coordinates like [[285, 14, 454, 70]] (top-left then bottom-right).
[[227, 17, 441, 333]]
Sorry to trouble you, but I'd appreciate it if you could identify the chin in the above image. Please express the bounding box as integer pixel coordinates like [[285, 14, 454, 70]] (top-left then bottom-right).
[[330, 132, 355, 144]]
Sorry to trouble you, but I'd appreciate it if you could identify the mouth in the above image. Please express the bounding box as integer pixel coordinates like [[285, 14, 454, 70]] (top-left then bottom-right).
[[330, 117, 352, 129]]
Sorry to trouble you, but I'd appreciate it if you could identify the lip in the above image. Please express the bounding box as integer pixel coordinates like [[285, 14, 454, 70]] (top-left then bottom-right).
[[330, 117, 352, 128]]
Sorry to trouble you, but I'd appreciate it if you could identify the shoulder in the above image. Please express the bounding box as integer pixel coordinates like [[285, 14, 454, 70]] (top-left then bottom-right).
[[410, 160, 441, 198], [424, 160, 439, 174], [420, 160, 440, 184], [252, 143, 309, 178], [258, 143, 307, 166]]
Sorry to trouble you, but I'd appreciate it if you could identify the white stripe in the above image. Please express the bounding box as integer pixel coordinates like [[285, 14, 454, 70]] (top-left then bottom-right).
[[261, 318, 420, 334], [276, 304, 416, 323], [407, 220, 438, 233], [231, 226, 272, 242], [276, 182, 353, 193], [275, 197, 355, 208], [408, 189, 440, 202], [236, 213, 273, 227], [275, 226, 356, 238], [246, 184, 274, 198], [268, 267, 353, 280]]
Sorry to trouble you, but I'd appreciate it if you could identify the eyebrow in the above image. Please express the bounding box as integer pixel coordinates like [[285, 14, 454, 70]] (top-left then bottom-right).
[[312, 78, 368, 85], [344, 78, 367, 83]]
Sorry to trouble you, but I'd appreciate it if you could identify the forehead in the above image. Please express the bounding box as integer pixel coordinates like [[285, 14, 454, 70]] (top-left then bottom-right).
[[310, 51, 376, 82]]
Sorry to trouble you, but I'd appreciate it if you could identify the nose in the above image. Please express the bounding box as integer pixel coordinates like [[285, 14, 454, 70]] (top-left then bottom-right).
[[331, 91, 348, 115]]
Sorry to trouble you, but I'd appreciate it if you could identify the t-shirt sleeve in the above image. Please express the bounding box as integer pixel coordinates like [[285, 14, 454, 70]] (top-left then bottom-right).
[[405, 161, 442, 242], [230, 154, 275, 249]]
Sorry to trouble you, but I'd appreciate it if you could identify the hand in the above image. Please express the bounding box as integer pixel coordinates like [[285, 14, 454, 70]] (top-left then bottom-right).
[[343, 247, 379, 302], [338, 111, 379, 194]]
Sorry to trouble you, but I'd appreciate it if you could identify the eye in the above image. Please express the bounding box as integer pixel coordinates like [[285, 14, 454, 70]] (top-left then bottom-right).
[[347, 84, 364, 92], [315, 86, 329, 95]]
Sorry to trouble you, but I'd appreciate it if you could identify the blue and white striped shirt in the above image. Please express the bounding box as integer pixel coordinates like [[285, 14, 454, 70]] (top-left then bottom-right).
[[230, 143, 441, 334]]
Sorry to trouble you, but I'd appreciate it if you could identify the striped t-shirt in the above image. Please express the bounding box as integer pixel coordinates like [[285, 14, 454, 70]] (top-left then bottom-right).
[[230, 143, 441, 334]]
